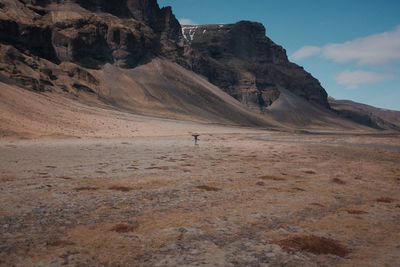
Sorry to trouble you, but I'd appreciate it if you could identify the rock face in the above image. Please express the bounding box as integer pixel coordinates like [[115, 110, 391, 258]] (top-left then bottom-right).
[[0, 0, 183, 66], [0, 0, 187, 93], [182, 22, 329, 110], [0, 0, 330, 112]]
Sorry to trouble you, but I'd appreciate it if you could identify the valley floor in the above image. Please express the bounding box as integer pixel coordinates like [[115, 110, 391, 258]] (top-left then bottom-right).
[[0, 130, 399, 266]]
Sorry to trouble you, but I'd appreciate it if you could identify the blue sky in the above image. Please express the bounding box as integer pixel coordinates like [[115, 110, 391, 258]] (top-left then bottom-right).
[[160, 0, 400, 110]]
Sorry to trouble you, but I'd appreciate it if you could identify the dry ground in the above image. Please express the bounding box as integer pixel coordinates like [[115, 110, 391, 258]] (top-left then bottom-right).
[[0, 130, 399, 266]]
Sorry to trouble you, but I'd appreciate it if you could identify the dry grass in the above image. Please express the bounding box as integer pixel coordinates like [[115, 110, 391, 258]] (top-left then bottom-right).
[[145, 166, 169, 170], [278, 235, 349, 257], [292, 187, 306, 192], [259, 175, 286, 181], [75, 186, 99, 191], [126, 166, 138, 170], [181, 163, 194, 167], [58, 176, 72, 180], [46, 240, 75, 247], [256, 181, 265, 186], [332, 178, 346, 185], [376, 197, 395, 203], [346, 209, 368, 215], [109, 186, 132, 192], [0, 175, 15, 182], [309, 203, 325, 207], [110, 223, 138, 233], [196, 185, 222, 191]]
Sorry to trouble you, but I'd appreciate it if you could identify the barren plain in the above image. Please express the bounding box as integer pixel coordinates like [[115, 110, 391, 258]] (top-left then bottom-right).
[[1, 130, 399, 267]]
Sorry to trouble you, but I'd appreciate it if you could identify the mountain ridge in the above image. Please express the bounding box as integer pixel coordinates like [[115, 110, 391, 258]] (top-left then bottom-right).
[[329, 98, 400, 130], [0, 0, 398, 136], [0, 0, 330, 111], [181, 21, 330, 110]]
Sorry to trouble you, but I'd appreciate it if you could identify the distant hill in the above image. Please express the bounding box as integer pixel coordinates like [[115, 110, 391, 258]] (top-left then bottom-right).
[[329, 98, 400, 130]]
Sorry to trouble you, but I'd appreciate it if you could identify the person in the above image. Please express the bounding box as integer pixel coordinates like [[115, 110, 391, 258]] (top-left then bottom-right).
[[192, 134, 200, 145]]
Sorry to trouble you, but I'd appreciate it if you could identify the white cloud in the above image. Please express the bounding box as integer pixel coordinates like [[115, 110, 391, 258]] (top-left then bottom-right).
[[292, 46, 321, 60], [292, 25, 400, 65], [179, 18, 196, 25], [335, 70, 393, 89]]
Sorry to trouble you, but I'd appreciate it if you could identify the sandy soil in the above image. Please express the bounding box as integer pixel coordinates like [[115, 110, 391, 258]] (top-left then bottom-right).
[[1, 130, 399, 267]]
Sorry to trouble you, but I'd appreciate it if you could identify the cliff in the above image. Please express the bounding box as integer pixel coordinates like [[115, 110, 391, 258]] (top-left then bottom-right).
[[0, 0, 185, 92], [182, 21, 329, 110], [0, 1, 329, 110]]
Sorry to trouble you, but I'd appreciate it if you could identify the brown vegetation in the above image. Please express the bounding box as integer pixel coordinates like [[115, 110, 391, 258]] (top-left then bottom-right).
[[332, 178, 346, 185], [74, 186, 99, 191], [259, 175, 286, 181], [46, 240, 75, 247], [376, 197, 395, 203], [195, 185, 222, 192], [309, 203, 325, 207], [110, 223, 138, 233], [278, 235, 350, 257], [346, 209, 368, 215], [109, 186, 132, 192], [292, 187, 306, 192]]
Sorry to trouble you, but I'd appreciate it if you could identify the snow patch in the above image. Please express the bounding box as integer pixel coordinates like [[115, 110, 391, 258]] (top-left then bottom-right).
[[181, 26, 198, 42]]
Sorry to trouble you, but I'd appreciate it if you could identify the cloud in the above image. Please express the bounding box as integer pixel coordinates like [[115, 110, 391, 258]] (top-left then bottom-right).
[[292, 46, 321, 60], [179, 18, 196, 25], [292, 25, 400, 65], [334, 70, 393, 89]]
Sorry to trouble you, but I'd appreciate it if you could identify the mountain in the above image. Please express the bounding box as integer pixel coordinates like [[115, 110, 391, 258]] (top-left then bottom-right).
[[0, 0, 396, 137], [182, 22, 329, 110], [0, 0, 185, 74], [0, 0, 282, 136], [329, 98, 400, 130]]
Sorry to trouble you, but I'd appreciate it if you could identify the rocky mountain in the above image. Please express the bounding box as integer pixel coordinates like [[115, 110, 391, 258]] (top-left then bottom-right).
[[6, 0, 184, 65], [182, 22, 329, 110], [0, 0, 396, 132], [0, 0, 187, 91], [0, 0, 328, 108], [0, 0, 285, 131]]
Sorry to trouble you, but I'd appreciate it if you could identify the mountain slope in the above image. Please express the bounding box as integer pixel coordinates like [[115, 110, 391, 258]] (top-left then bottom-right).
[[0, 79, 275, 139], [0, 0, 395, 136], [93, 58, 279, 126], [329, 98, 400, 130], [266, 89, 369, 130]]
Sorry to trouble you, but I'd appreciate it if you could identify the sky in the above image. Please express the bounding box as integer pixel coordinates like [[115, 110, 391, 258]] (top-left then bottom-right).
[[159, 0, 400, 110]]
